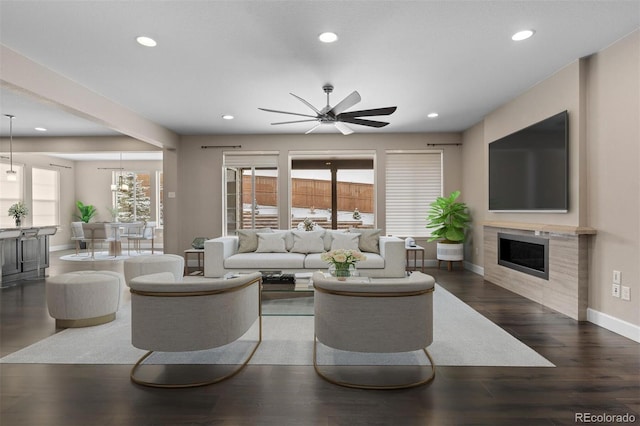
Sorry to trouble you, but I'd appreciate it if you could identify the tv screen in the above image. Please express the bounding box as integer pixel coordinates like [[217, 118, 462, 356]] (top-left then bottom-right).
[[488, 111, 568, 212]]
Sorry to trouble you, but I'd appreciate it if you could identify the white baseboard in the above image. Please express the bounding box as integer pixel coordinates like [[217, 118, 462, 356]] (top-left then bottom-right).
[[587, 308, 640, 343], [414, 259, 484, 276], [464, 261, 484, 276]]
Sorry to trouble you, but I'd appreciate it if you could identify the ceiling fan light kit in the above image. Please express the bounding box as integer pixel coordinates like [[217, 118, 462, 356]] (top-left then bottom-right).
[[259, 85, 396, 135]]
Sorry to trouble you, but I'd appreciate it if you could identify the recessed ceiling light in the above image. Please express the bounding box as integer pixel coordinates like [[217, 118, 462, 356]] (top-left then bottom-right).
[[222, 115, 235, 120], [512, 30, 535, 41], [34, 127, 47, 132], [427, 112, 439, 118], [318, 32, 338, 43], [136, 36, 157, 47]]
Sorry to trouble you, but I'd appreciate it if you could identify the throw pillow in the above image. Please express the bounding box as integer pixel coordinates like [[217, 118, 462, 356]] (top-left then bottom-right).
[[290, 231, 325, 254], [237, 228, 272, 253], [255, 233, 287, 253], [330, 232, 361, 251], [323, 229, 347, 251], [350, 228, 382, 253]]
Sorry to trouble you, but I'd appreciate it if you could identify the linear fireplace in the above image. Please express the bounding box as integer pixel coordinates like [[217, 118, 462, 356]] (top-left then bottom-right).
[[498, 233, 549, 280]]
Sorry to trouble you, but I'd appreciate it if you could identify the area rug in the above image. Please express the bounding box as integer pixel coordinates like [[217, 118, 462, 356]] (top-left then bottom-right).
[[60, 250, 161, 262], [0, 284, 554, 367]]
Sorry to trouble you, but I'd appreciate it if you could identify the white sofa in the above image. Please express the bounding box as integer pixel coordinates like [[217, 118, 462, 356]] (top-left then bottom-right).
[[204, 228, 406, 278]]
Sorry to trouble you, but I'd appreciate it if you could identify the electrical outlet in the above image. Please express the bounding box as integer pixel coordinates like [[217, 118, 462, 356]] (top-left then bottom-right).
[[613, 270, 621, 284], [612, 283, 621, 298], [621, 286, 630, 301]]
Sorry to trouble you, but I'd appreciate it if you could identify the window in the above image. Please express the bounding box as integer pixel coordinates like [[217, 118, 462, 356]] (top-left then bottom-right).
[[32, 167, 59, 226], [0, 163, 25, 228], [290, 157, 374, 229], [223, 153, 279, 234], [113, 171, 152, 222], [385, 151, 442, 237]]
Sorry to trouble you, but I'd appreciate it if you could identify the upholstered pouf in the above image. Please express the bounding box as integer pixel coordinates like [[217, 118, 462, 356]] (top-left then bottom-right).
[[46, 271, 124, 328], [123, 254, 184, 285]]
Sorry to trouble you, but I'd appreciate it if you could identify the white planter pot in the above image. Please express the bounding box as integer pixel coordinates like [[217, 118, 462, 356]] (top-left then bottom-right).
[[436, 242, 464, 261]]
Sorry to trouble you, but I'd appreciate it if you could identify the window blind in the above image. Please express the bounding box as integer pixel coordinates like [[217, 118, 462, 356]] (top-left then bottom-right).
[[385, 151, 442, 237], [223, 152, 278, 168]]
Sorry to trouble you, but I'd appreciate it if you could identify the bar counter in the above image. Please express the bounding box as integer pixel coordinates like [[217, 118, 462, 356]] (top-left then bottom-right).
[[0, 226, 58, 287]]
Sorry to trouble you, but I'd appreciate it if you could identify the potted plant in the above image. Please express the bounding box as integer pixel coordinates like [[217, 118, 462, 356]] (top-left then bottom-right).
[[426, 190, 470, 264], [8, 201, 29, 227], [74, 201, 97, 223]]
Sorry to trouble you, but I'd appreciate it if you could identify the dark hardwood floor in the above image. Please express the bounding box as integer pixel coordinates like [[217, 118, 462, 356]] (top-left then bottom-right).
[[1, 251, 639, 425]]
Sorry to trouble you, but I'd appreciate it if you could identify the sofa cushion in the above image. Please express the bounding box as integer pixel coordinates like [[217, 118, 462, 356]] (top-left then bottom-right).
[[350, 228, 382, 254], [330, 232, 361, 251], [304, 252, 386, 269], [224, 253, 306, 269], [237, 228, 271, 253], [255, 233, 287, 253], [290, 230, 325, 254]]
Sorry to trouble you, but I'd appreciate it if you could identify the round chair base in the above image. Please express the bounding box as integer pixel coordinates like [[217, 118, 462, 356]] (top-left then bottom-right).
[[313, 337, 436, 390], [55, 313, 116, 328], [130, 316, 262, 389]]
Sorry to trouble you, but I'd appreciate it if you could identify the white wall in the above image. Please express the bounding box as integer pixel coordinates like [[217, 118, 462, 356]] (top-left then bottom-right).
[[585, 31, 639, 331]]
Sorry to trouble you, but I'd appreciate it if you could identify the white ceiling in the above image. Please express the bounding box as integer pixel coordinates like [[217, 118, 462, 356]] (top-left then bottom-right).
[[1, 1, 639, 139]]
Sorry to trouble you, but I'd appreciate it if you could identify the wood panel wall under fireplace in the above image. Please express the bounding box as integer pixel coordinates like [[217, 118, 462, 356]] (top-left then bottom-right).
[[483, 222, 596, 321]]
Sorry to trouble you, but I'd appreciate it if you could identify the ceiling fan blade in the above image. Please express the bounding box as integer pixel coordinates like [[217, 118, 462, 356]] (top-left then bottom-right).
[[305, 123, 322, 134], [338, 106, 397, 118], [339, 116, 390, 128], [271, 119, 319, 125], [290, 93, 322, 115], [334, 122, 354, 135], [328, 91, 361, 116], [258, 108, 317, 119]]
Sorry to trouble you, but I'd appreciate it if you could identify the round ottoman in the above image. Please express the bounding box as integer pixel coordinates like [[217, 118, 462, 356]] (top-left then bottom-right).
[[123, 254, 184, 285], [46, 271, 124, 328]]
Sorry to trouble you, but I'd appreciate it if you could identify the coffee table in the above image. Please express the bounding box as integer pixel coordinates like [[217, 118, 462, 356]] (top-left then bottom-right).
[[260, 272, 314, 316]]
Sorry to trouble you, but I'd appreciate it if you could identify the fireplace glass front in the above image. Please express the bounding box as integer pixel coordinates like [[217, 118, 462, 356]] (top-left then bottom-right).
[[498, 233, 549, 280]]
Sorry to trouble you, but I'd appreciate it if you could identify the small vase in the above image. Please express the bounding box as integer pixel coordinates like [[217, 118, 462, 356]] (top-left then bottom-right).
[[329, 264, 351, 281], [15, 218, 21, 227]]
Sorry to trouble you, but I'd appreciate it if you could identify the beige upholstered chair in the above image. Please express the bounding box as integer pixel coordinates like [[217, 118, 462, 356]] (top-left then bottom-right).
[[128, 271, 262, 388], [312, 271, 436, 389]]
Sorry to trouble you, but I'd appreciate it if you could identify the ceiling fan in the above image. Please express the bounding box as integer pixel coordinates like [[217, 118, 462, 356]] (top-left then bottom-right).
[[259, 85, 397, 135]]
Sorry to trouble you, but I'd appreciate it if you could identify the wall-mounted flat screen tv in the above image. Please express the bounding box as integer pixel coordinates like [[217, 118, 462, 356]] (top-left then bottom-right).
[[488, 110, 568, 212]]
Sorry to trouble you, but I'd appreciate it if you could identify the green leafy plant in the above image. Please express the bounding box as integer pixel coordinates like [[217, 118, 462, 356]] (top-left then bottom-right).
[[8, 202, 29, 220], [75, 201, 97, 223], [426, 190, 470, 243]]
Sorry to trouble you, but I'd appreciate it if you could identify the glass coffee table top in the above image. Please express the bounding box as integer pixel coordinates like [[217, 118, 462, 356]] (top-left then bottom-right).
[[261, 276, 314, 316]]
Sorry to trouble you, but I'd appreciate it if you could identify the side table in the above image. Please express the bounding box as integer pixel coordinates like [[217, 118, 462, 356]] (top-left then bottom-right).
[[184, 248, 204, 275], [406, 245, 425, 273]]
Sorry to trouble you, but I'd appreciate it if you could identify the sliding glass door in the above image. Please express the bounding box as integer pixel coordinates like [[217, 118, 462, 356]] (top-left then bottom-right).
[[223, 153, 279, 234], [290, 158, 374, 230]]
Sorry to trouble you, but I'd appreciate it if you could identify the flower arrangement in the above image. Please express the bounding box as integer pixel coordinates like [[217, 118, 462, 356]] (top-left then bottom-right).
[[321, 249, 366, 279], [8, 202, 28, 226]]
